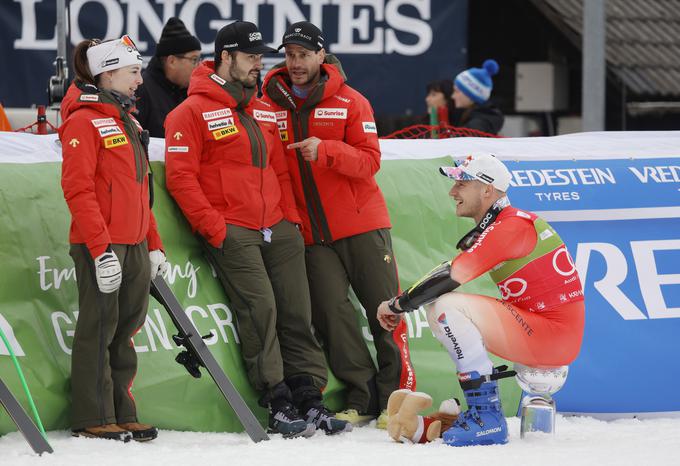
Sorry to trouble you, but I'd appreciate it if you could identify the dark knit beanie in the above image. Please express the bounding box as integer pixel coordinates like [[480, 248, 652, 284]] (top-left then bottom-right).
[[155, 17, 201, 57]]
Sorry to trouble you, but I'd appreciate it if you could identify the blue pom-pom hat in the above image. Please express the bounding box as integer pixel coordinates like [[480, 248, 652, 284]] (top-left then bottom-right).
[[454, 59, 499, 105]]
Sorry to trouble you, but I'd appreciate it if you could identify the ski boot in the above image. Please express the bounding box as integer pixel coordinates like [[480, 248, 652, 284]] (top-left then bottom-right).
[[442, 368, 514, 447]]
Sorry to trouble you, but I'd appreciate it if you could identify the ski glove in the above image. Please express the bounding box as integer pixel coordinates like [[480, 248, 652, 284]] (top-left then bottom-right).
[[94, 248, 122, 294], [149, 249, 169, 280]]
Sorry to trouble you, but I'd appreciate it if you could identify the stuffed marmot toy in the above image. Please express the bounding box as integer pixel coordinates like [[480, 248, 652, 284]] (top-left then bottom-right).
[[386, 389, 460, 443]]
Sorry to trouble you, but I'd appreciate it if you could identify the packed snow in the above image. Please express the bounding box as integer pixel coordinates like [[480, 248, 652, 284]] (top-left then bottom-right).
[[2, 414, 680, 465]]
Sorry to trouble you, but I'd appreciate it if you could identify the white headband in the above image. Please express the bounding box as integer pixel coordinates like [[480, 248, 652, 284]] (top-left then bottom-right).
[[86, 36, 142, 77]]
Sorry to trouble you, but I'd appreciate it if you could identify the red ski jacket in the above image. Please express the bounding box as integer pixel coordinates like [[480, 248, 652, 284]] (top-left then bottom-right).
[[59, 83, 163, 258], [164, 61, 301, 247], [262, 58, 391, 245]]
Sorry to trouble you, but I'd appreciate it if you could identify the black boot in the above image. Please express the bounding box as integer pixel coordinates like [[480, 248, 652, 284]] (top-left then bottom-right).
[[260, 381, 315, 439], [287, 375, 353, 435]]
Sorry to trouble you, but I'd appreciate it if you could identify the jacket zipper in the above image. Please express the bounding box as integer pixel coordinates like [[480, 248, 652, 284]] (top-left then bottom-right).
[[137, 142, 147, 241], [295, 111, 326, 244], [130, 118, 146, 241], [237, 96, 268, 228], [118, 110, 146, 242]]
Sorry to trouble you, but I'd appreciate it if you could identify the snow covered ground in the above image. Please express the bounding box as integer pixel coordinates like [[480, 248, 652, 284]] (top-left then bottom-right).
[[2, 415, 680, 466]]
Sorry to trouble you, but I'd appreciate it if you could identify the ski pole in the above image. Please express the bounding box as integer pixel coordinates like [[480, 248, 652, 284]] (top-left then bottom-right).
[[0, 325, 47, 438]]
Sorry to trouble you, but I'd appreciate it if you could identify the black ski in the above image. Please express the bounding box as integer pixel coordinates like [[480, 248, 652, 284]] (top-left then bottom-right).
[[0, 377, 53, 455], [150, 277, 269, 443]]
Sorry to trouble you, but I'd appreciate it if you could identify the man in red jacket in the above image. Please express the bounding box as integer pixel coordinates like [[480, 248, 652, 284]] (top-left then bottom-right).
[[262, 21, 415, 428], [164, 21, 350, 438]]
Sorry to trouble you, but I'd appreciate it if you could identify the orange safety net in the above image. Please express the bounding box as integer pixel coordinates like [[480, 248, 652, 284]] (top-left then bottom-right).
[[381, 124, 502, 139]]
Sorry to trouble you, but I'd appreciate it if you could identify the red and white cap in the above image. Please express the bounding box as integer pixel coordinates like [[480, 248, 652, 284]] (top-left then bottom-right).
[[87, 35, 143, 77], [439, 153, 511, 192]]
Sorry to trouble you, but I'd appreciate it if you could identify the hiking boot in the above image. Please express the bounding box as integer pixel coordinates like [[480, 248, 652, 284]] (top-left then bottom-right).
[[304, 405, 353, 435], [118, 422, 158, 442], [72, 423, 132, 442], [260, 381, 315, 439], [376, 409, 389, 430], [269, 401, 316, 439], [335, 409, 376, 427], [284, 374, 351, 435]]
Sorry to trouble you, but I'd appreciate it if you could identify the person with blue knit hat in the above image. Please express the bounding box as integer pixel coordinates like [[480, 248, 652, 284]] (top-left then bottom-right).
[[449, 59, 504, 135], [455, 59, 499, 104]]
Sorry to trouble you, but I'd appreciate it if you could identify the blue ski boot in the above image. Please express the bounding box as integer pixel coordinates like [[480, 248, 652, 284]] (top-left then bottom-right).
[[442, 370, 508, 447]]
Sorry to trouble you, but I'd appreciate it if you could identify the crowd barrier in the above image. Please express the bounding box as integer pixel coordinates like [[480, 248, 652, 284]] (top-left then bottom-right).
[[1, 130, 678, 434]]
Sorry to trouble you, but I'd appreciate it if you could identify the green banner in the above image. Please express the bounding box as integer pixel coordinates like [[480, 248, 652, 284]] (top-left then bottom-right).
[[0, 154, 520, 435]]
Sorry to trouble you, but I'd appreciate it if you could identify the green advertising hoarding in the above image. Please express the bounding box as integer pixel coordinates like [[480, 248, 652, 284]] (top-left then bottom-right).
[[0, 134, 520, 435]]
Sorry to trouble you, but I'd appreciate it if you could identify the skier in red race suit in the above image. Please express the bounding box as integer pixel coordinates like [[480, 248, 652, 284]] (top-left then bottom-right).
[[377, 153, 585, 446]]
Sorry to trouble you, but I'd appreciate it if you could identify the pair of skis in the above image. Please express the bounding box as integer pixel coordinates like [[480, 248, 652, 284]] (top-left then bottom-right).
[[150, 277, 269, 442]]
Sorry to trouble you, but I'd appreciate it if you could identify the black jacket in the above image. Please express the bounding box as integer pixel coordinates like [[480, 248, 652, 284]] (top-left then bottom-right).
[[135, 56, 188, 138], [451, 102, 504, 135]]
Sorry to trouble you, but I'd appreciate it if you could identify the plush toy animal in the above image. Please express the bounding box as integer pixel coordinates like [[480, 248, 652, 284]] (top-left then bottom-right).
[[386, 389, 460, 443]]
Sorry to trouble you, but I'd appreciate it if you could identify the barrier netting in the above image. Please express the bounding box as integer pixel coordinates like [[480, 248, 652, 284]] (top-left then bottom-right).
[[382, 124, 502, 139]]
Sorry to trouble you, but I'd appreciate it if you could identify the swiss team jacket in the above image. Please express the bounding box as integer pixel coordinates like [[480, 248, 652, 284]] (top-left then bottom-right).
[[59, 83, 163, 259], [262, 57, 391, 245], [164, 61, 301, 248]]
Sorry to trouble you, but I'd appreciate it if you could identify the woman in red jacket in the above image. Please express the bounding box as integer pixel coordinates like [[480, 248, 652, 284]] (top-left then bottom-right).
[[59, 35, 167, 442]]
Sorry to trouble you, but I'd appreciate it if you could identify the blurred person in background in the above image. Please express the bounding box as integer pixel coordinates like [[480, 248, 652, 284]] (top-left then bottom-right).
[[424, 78, 455, 125], [135, 17, 201, 137], [450, 59, 504, 135]]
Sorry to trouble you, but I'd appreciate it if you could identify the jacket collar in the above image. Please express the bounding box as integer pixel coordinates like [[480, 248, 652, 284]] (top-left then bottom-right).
[[60, 82, 128, 121], [187, 60, 256, 109], [262, 55, 346, 111]]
